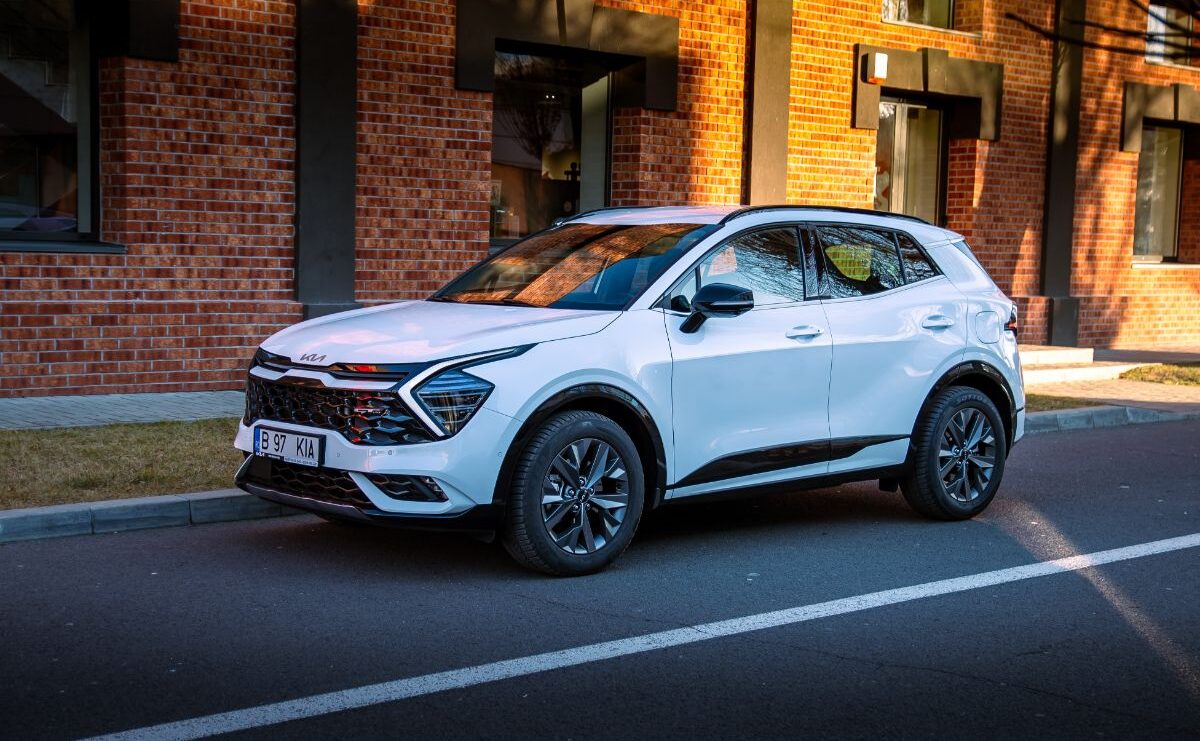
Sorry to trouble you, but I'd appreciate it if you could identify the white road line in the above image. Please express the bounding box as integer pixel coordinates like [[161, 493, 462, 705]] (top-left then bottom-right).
[[83, 532, 1200, 741]]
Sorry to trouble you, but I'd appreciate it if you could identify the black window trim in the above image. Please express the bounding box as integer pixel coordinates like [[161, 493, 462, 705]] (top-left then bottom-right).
[[0, 15, 124, 255], [655, 223, 810, 312]]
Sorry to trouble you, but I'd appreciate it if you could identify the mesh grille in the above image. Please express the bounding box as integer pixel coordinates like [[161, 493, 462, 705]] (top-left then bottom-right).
[[244, 456, 372, 508], [244, 375, 433, 446]]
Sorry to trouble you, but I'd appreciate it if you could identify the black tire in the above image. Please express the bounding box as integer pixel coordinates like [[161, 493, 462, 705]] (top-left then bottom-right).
[[502, 410, 645, 576], [902, 386, 1007, 520]]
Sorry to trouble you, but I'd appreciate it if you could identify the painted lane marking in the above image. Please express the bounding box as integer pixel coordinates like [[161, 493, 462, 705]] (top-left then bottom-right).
[[83, 532, 1200, 741]]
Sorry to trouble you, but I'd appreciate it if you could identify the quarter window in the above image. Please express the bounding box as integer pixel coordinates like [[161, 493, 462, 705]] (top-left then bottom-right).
[[680, 228, 806, 307], [815, 227, 904, 298], [897, 233, 939, 282]]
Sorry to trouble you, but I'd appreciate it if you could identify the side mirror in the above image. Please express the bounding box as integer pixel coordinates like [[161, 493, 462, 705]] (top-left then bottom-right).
[[680, 283, 754, 333]]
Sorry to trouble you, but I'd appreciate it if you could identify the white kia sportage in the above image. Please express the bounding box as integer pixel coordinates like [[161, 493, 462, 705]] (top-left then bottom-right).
[[235, 206, 1024, 575]]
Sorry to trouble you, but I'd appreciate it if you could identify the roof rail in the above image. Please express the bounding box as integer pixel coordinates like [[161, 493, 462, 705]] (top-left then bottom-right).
[[555, 206, 661, 226], [718, 205, 933, 226]]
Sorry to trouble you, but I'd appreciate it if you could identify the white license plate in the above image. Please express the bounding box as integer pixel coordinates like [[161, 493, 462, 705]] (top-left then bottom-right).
[[254, 426, 323, 467]]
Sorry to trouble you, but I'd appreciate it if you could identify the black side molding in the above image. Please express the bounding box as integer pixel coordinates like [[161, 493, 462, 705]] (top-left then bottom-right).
[[671, 435, 908, 490]]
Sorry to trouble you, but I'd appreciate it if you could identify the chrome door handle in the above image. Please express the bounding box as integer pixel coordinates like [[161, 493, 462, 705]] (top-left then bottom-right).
[[786, 325, 824, 340], [921, 314, 956, 330]]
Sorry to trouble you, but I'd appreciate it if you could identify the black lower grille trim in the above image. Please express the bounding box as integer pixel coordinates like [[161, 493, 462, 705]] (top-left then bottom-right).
[[241, 456, 372, 509]]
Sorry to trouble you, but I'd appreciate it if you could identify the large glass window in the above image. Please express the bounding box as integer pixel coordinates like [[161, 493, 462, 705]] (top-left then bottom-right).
[[875, 102, 944, 224], [814, 227, 905, 298], [489, 52, 612, 247], [882, 0, 954, 29], [0, 0, 90, 238], [1134, 125, 1184, 261], [1146, 3, 1196, 65], [435, 222, 717, 311]]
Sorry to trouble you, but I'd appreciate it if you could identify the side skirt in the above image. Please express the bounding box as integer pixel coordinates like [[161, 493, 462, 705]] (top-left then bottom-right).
[[656, 464, 910, 509]]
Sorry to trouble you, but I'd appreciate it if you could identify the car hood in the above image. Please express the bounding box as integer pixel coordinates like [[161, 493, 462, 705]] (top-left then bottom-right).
[[261, 300, 619, 364]]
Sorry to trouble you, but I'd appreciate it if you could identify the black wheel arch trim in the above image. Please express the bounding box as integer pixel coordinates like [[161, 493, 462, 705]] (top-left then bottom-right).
[[494, 384, 669, 510], [919, 360, 1018, 449]]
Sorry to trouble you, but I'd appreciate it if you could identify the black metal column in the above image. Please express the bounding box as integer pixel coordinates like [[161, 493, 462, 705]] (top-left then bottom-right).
[[295, 0, 359, 319]]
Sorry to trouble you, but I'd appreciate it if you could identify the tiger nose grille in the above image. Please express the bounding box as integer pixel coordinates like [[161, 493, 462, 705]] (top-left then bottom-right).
[[244, 456, 373, 509], [244, 375, 433, 446]]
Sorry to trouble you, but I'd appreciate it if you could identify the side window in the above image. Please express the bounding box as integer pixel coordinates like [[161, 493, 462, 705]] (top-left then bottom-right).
[[689, 228, 806, 306], [897, 233, 939, 282], [815, 227, 904, 298]]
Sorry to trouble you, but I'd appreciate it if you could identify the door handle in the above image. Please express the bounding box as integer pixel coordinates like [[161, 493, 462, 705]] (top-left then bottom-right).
[[921, 314, 956, 330], [786, 325, 824, 340]]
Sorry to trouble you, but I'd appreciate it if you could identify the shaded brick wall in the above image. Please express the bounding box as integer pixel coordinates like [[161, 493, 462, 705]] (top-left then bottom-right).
[[0, 0, 299, 396], [1178, 158, 1200, 265], [1073, 0, 1200, 347]]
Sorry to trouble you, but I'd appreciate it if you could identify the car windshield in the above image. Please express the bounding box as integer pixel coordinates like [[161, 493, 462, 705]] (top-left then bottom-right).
[[433, 222, 719, 311]]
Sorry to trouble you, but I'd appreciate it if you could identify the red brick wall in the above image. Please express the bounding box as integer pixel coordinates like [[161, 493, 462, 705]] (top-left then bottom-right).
[[355, 0, 492, 304], [1073, 0, 1200, 347], [0, 1, 300, 396], [1178, 158, 1200, 265]]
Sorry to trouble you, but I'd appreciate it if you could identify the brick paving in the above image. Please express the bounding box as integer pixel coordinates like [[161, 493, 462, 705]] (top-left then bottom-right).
[[0, 391, 245, 431]]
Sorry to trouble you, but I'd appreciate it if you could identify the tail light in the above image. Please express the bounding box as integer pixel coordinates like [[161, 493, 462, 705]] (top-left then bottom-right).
[[1005, 306, 1019, 335]]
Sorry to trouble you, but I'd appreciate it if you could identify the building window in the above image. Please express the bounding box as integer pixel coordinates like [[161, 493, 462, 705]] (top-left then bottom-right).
[[882, 0, 954, 30], [0, 0, 95, 242], [489, 51, 612, 248], [1146, 3, 1196, 65], [1134, 125, 1184, 261], [874, 101, 945, 225]]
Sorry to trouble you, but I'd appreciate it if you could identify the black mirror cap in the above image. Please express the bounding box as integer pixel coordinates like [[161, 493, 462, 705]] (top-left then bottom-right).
[[679, 283, 754, 333], [694, 283, 754, 317]]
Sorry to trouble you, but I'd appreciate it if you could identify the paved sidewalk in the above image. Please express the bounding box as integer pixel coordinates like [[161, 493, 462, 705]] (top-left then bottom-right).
[[1027, 378, 1200, 415], [0, 391, 245, 431]]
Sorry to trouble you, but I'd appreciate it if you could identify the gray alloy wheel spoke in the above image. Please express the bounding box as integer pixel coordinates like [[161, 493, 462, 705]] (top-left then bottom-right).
[[583, 442, 611, 488], [938, 456, 957, 479], [968, 454, 995, 470], [544, 502, 573, 529], [542, 437, 630, 555], [580, 513, 598, 552]]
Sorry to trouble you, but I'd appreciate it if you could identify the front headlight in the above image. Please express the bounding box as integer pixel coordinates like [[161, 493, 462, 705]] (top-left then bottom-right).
[[414, 369, 494, 435]]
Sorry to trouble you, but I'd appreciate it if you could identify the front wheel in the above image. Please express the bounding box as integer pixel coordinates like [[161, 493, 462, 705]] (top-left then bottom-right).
[[902, 386, 1007, 520], [502, 410, 644, 576]]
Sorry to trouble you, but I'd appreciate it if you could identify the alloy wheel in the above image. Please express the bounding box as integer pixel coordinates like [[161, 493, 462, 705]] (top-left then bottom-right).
[[938, 407, 997, 503], [541, 437, 630, 554]]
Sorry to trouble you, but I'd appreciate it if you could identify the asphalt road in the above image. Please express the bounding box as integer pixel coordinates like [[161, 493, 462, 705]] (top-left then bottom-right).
[[3, 420, 1199, 741]]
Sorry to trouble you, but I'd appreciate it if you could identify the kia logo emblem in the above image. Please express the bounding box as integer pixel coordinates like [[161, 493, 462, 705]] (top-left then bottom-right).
[[299, 353, 326, 364]]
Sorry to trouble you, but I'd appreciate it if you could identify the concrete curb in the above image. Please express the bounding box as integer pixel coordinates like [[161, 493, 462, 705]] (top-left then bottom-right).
[[1024, 405, 1200, 436], [2, 406, 1197, 545], [0, 489, 304, 545]]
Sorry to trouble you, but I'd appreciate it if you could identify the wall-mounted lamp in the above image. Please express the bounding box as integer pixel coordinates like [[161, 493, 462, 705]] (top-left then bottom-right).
[[865, 52, 889, 85]]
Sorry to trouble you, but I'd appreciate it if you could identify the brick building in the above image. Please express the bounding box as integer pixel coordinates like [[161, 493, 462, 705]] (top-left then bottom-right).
[[0, 0, 1197, 397]]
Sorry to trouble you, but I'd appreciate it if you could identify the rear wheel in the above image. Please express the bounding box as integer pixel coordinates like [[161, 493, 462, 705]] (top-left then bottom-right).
[[902, 386, 1007, 520], [502, 410, 644, 576]]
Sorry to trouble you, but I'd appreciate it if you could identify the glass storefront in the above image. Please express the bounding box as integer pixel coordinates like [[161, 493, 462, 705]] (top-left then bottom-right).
[[489, 52, 611, 246]]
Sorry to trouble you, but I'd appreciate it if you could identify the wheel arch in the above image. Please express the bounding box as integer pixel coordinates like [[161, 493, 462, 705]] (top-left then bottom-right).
[[913, 361, 1017, 453], [492, 384, 669, 513]]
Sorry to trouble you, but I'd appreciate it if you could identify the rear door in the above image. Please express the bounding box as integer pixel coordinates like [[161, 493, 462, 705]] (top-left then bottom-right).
[[810, 224, 966, 473], [664, 226, 832, 498]]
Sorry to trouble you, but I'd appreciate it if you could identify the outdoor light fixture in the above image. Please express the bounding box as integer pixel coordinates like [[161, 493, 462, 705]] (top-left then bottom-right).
[[866, 52, 889, 85]]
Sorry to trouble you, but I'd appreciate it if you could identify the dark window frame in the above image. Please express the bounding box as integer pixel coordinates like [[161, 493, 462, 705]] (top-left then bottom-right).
[[881, 0, 957, 31], [0, 15, 119, 254]]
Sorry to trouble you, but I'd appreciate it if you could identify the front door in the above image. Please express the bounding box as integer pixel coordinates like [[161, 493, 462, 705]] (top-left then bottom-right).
[[664, 227, 832, 498]]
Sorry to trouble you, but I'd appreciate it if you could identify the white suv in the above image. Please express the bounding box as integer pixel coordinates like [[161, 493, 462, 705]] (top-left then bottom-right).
[[236, 206, 1024, 575]]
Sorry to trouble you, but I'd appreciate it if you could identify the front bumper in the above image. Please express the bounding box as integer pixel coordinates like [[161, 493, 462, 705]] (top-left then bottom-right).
[[234, 404, 516, 525]]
